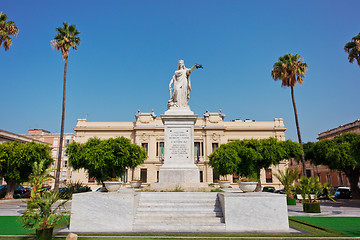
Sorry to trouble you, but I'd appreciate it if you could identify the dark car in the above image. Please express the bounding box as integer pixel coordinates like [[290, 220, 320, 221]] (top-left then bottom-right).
[[0, 185, 31, 199], [262, 186, 275, 192], [274, 189, 286, 194], [334, 187, 352, 199]]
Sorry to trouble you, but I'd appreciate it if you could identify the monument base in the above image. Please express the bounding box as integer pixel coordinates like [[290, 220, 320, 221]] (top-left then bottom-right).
[[149, 182, 209, 191], [159, 165, 200, 183]]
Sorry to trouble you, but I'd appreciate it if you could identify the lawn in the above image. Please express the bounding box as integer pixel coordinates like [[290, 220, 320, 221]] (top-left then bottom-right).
[[0, 216, 70, 236], [0, 216, 352, 239], [290, 216, 360, 237]]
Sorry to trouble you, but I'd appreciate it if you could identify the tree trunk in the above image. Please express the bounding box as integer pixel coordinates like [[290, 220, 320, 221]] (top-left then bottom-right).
[[345, 168, 360, 199], [54, 56, 68, 192], [290, 86, 306, 176], [4, 179, 16, 199]]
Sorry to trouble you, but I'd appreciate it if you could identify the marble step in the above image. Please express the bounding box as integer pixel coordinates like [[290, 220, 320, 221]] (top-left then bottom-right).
[[132, 223, 226, 232], [135, 211, 223, 217], [138, 201, 219, 207], [136, 206, 222, 212], [134, 216, 224, 224]]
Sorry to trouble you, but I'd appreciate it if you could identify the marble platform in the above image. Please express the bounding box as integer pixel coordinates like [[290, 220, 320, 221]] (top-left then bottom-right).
[[69, 191, 289, 233]]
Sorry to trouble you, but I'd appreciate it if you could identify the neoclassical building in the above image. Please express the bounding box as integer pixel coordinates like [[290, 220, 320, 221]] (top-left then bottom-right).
[[72, 111, 288, 189]]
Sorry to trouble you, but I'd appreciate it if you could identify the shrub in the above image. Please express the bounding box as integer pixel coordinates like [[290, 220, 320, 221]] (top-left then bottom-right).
[[58, 181, 91, 199]]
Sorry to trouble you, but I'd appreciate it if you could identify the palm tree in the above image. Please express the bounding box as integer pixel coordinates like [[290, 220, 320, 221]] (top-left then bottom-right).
[[0, 12, 19, 51], [51, 22, 80, 191], [344, 32, 360, 67], [273, 167, 299, 198], [271, 53, 308, 176]]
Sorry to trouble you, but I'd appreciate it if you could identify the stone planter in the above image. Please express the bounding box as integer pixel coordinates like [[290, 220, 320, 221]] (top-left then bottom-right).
[[104, 181, 122, 192], [218, 181, 231, 189], [237, 182, 257, 192], [287, 197, 297, 205], [130, 181, 142, 188], [303, 202, 321, 213]]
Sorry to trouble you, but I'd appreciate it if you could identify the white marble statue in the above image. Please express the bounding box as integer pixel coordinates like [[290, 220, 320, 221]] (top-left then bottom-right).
[[168, 60, 198, 109]]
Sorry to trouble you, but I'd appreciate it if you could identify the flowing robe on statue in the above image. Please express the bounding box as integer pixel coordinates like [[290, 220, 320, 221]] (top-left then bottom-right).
[[170, 68, 191, 107]]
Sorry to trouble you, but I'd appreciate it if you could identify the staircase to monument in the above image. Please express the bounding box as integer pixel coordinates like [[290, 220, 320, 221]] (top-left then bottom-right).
[[133, 192, 226, 232]]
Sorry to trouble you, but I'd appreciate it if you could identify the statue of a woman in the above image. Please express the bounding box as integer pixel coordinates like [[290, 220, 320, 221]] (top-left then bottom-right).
[[168, 60, 197, 109]]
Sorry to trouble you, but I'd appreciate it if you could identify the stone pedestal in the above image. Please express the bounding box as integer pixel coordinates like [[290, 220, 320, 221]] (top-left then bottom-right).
[[159, 108, 200, 183]]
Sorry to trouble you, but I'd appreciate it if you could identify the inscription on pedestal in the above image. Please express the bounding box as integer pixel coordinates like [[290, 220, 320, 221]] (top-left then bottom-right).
[[168, 128, 190, 159]]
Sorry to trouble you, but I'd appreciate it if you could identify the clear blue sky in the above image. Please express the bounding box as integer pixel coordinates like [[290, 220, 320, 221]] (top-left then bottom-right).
[[1, 0, 359, 143]]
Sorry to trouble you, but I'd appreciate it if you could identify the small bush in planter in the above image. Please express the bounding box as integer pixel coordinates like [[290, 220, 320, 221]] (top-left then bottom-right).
[[296, 176, 323, 213], [21, 160, 69, 240], [303, 202, 321, 213]]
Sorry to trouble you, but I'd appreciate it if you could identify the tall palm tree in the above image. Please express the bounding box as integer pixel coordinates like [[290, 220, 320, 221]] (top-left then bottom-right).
[[271, 53, 308, 176], [344, 32, 360, 67], [0, 12, 19, 51], [51, 22, 80, 191]]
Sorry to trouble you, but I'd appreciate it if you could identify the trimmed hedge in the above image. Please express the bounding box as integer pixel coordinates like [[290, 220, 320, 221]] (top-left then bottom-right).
[[303, 202, 321, 213]]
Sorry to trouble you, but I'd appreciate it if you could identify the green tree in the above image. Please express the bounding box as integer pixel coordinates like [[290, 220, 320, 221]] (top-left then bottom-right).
[[66, 137, 147, 184], [344, 32, 360, 67], [0, 141, 53, 199], [208, 138, 301, 190], [271, 53, 308, 176], [51, 22, 81, 192], [306, 133, 360, 199], [0, 12, 19, 51]]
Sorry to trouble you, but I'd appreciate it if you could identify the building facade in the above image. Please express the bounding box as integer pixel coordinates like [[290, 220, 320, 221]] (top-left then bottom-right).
[[72, 111, 289, 189], [290, 120, 360, 187], [27, 129, 75, 188]]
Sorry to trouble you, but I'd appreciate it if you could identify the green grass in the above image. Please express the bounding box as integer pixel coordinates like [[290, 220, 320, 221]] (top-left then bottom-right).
[[0, 216, 34, 235], [0, 216, 69, 236], [291, 216, 360, 237], [0, 216, 349, 239]]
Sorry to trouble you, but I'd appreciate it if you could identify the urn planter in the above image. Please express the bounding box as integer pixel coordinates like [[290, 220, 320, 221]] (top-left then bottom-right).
[[237, 182, 257, 192], [36, 228, 53, 240], [218, 181, 231, 189], [104, 181, 122, 192], [130, 181, 142, 188]]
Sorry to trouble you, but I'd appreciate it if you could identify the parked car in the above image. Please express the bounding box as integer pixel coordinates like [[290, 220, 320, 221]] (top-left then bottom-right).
[[274, 189, 286, 194], [334, 187, 352, 199], [0, 185, 31, 199], [262, 186, 275, 192]]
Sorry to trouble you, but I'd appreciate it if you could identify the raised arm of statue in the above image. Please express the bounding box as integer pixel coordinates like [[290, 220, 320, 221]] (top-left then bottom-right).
[[188, 64, 197, 74]]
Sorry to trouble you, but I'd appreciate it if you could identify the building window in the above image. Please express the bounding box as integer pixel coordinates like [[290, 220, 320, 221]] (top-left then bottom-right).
[[65, 139, 70, 145], [213, 170, 220, 182], [200, 171, 203, 182], [157, 171, 159, 183], [265, 169, 272, 183], [122, 169, 128, 183], [156, 142, 164, 156], [306, 169, 311, 178], [53, 139, 58, 147], [52, 150, 57, 158], [212, 143, 219, 152], [338, 172, 344, 186], [141, 143, 148, 152], [194, 142, 204, 158], [140, 168, 147, 183], [63, 160, 68, 168], [326, 174, 332, 184]]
